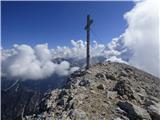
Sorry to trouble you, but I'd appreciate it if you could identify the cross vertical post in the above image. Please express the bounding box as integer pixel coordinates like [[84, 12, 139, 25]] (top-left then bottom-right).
[[85, 15, 93, 70]]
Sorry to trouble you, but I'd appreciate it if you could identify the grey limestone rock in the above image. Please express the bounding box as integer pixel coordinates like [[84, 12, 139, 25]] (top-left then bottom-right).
[[2, 62, 160, 120], [118, 101, 151, 120]]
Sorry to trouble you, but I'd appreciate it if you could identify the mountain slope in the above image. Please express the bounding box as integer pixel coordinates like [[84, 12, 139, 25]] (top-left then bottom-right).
[[23, 62, 160, 120]]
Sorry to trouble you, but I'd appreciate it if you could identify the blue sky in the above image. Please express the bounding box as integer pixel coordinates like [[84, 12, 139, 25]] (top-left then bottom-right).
[[1, 1, 134, 48]]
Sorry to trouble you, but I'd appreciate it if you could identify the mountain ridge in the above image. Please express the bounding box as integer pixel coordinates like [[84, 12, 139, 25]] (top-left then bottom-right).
[[25, 62, 160, 120], [2, 62, 160, 120]]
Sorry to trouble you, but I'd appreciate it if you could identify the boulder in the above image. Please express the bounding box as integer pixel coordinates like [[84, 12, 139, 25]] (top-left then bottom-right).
[[115, 107, 127, 115], [114, 117, 122, 120], [107, 91, 117, 99], [95, 73, 105, 79], [114, 117, 129, 120], [105, 73, 116, 80], [70, 109, 88, 120], [97, 84, 105, 90], [120, 70, 128, 77], [58, 90, 68, 99], [118, 101, 151, 120], [57, 99, 65, 106], [79, 79, 90, 87], [147, 102, 160, 120], [114, 107, 129, 120], [114, 80, 140, 101], [71, 70, 86, 77]]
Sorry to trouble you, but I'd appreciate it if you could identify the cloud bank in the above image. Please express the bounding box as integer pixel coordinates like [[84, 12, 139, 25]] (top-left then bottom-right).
[[2, 44, 79, 80], [122, 0, 159, 77], [1, 0, 159, 79], [51, 40, 105, 59], [104, 0, 159, 77]]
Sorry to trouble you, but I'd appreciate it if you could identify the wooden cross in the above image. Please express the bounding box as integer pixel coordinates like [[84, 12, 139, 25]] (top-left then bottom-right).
[[85, 15, 93, 70]]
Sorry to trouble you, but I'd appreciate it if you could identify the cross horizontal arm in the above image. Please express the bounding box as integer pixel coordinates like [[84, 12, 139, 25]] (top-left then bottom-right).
[[85, 19, 93, 30]]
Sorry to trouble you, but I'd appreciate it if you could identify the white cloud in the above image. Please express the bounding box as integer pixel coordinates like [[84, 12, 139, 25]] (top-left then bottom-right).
[[69, 66, 80, 74], [51, 40, 86, 59], [34, 43, 52, 62], [2, 44, 55, 80], [122, 0, 160, 77], [91, 40, 105, 57], [51, 40, 105, 59], [104, 0, 159, 77], [1, 44, 79, 80], [106, 56, 127, 64], [55, 61, 70, 76], [104, 39, 121, 57], [1, 40, 107, 80]]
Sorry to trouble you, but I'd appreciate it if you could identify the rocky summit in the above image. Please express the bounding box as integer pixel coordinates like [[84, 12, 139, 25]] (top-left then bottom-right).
[[2, 62, 160, 120]]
